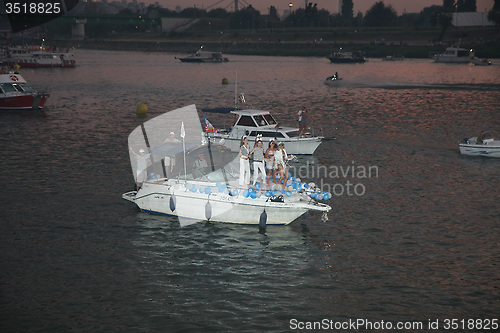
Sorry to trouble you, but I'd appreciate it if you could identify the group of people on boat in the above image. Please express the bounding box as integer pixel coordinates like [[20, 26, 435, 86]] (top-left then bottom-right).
[[239, 135, 289, 188]]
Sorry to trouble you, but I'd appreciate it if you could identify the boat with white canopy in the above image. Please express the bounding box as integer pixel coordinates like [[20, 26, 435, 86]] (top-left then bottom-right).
[[122, 105, 331, 227]]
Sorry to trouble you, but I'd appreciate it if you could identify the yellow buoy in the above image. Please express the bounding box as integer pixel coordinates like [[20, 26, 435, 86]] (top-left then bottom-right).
[[136, 103, 148, 116], [222, 78, 229, 85]]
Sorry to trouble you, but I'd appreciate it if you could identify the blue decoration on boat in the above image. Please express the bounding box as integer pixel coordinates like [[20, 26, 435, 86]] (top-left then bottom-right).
[[323, 192, 331, 200], [265, 190, 271, 197], [250, 191, 257, 199], [286, 191, 292, 197], [254, 182, 261, 190], [190, 185, 197, 192], [205, 187, 212, 194], [243, 190, 250, 198]]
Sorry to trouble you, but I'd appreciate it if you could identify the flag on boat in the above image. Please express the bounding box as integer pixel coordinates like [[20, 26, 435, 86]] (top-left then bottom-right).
[[203, 114, 218, 133]]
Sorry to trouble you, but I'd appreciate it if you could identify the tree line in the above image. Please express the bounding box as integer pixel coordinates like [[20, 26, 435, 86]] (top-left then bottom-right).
[[39, 0, 500, 38]]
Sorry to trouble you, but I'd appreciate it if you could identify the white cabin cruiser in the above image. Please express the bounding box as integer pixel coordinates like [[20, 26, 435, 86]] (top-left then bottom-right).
[[122, 105, 331, 227], [459, 134, 500, 158], [433, 46, 473, 63], [202, 108, 323, 155]]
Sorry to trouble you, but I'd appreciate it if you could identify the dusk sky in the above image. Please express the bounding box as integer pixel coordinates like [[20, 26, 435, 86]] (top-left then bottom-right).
[[149, 0, 495, 15]]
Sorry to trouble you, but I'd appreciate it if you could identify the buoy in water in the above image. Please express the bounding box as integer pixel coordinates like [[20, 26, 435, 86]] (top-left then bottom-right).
[[136, 103, 148, 116], [222, 78, 229, 85]]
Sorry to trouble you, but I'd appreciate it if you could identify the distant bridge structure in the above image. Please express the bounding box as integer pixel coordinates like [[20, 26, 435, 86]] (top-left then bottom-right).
[[206, 0, 253, 12]]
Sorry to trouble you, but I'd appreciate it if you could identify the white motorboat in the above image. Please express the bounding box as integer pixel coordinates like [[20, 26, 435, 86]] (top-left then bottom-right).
[[459, 134, 500, 158], [0, 71, 49, 110], [433, 46, 473, 63], [122, 105, 331, 226], [3, 46, 76, 68], [202, 107, 323, 155], [176, 46, 229, 63]]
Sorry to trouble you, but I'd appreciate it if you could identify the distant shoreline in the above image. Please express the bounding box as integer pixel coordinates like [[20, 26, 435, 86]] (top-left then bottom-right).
[[75, 38, 499, 59], [37, 26, 500, 59]]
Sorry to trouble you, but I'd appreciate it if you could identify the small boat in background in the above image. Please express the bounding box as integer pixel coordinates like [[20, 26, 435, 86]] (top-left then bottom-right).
[[459, 133, 500, 158], [3, 45, 76, 68], [433, 45, 474, 63], [177, 46, 229, 63], [0, 71, 49, 110], [327, 50, 365, 63], [382, 55, 404, 61]]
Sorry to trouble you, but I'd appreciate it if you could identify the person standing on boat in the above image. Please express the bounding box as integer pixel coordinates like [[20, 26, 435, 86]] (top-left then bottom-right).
[[250, 140, 266, 185], [275, 142, 289, 188], [297, 107, 309, 137], [265, 139, 277, 185], [129, 147, 150, 191], [239, 136, 251, 186]]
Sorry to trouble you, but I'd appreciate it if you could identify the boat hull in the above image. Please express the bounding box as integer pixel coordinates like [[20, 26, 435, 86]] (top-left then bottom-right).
[[4, 60, 76, 68], [0, 94, 48, 110], [213, 135, 323, 155], [459, 144, 500, 158], [123, 181, 330, 225], [327, 58, 365, 63], [179, 58, 228, 63]]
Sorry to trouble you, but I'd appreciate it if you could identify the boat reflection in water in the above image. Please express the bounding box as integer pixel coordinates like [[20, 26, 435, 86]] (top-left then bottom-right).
[[123, 105, 331, 227]]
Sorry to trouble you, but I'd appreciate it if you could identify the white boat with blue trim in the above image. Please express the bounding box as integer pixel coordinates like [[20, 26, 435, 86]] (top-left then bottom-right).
[[459, 134, 500, 158], [122, 105, 331, 226]]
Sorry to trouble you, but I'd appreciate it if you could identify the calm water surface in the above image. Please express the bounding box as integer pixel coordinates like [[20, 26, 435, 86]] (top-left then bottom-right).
[[1, 50, 499, 332]]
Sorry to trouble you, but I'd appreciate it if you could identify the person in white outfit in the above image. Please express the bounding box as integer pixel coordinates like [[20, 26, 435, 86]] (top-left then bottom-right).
[[274, 142, 289, 188], [239, 136, 250, 186], [250, 140, 266, 185]]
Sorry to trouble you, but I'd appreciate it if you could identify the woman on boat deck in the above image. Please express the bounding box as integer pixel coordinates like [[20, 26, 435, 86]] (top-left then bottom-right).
[[239, 136, 251, 186], [265, 139, 277, 185], [250, 140, 266, 185], [274, 142, 289, 188]]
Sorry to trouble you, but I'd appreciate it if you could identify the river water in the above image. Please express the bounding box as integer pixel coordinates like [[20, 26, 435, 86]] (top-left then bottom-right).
[[1, 50, 499, 332]]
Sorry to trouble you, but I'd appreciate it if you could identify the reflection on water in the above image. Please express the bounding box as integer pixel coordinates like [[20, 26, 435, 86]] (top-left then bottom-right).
[[0, 50, 499, 331]]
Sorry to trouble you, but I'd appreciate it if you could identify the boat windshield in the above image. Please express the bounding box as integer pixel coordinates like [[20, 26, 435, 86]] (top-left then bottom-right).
[[263, 114, 277, 125], [128, 104, 237, 184]]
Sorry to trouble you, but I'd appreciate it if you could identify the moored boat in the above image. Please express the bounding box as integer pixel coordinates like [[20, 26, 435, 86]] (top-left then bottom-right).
[[327, 50, 365, 63], [202, 106, 323, 155], [3, 46, 76, 68], [0, 71, 49, 110], [122, 104, 331, 226], [459, 134, 500, 158], [177, 46, 229, 63], [433, 45, 478, 64]]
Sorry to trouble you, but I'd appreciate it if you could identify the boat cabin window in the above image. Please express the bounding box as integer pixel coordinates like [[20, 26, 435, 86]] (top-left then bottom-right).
[[254, 115, 267, 126], [287, 131, 300, 138], [263, 114, 277, 125], [236, 115, 257, 127], [0, 83, 17, 93], [12, 84, 24, 92], [18, 83, 32, 92], [249, 131, 285, 138]]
